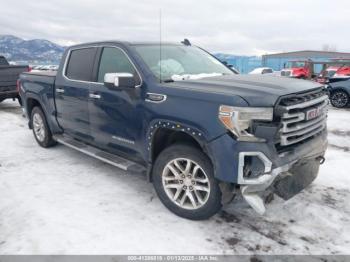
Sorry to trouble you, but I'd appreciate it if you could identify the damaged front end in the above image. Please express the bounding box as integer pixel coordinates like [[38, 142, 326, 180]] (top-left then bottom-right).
[[209, 87, 329, 214], [238, 88, 329, 214], [239, 151, 325, 214]]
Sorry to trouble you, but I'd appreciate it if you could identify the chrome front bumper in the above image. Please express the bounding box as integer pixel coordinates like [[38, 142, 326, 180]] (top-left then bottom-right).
[[238, 138, 327, 215], [240, 160, 295, 214]]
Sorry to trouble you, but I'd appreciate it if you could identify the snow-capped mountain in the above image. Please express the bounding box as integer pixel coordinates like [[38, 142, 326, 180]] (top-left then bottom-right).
[[0, 35, 65, 64]]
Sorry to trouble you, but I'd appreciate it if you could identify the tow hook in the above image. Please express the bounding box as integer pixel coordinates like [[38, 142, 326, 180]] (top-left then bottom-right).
[[317, 156, 325, 165]]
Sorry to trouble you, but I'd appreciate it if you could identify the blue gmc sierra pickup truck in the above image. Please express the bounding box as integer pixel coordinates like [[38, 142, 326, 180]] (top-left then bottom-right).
[[19, 40, 328, 220]]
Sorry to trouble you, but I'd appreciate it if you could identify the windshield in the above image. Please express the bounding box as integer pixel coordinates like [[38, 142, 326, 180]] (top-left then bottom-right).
[[285, 61, 306, 68], [134, 44, 234, 81], [324, 69, 337, 78]]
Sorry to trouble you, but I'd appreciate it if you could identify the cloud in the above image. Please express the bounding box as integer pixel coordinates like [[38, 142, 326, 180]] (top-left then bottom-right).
[[1, 0, 349, 55]]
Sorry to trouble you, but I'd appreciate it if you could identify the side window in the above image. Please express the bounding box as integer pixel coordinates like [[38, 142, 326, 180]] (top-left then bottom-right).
[[262, 69, 273, 74], [65, 48, 96, 81], [97, 47, 136, 83]]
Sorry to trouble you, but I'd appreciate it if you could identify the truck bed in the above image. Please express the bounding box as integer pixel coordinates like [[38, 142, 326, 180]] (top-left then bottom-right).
[[21, 71, 57, 86]]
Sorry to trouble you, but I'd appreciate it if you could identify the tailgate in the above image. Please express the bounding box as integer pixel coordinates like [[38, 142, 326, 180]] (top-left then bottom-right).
[[0, 66, 28, 93]]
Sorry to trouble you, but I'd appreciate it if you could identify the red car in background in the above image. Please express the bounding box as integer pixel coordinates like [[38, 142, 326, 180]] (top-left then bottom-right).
[[281, 61, 311, 79], [317, 65, 350, 84], [333, 65, 350, 78]]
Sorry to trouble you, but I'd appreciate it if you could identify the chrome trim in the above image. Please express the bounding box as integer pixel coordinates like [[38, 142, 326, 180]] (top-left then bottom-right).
[[282, 115, 327, 133], [237, 152, 273, 185], [284, 95, 328, 110], [112, 135, 135, 145], [62, 45, 143, 88], [145, 93, 167, 103], [89, 93, 101, 99], [279, 94, 328, 146], [56, 88, 65, 93], [280, 122, 326, 146], [241, 162, 294, 215], [54, 135, 129, 171]]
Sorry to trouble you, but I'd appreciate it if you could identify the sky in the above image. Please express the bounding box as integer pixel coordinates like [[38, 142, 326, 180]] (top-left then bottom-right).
[[1, 0, 349, 55]]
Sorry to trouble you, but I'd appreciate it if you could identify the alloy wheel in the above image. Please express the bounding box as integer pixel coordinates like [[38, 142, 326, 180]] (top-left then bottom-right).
[[162, 158, 210, 210], [331, 91, 349, 108], [33, 113, 46, 142]]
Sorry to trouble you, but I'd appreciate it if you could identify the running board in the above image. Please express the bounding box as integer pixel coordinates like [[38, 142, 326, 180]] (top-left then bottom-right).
[[53, 135, 146, 174]]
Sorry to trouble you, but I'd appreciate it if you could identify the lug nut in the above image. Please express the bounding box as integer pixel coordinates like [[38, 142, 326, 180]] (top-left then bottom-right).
[[189, 186, 193, 191], [187, 175, 192, 179], [191, 181, 195, 185], [181, 175, 185, 179], [183, 185, 187, 190], [179, 180, 184, 184]]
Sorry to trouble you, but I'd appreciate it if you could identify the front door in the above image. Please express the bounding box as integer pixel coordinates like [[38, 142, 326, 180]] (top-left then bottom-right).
[[55, 47, 97, 142], [88, 46, 143, 160]]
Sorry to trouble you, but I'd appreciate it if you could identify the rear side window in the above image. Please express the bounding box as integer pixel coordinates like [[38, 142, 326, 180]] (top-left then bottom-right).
[[262, 69, 273, 74], [65, 48, 96, 81], [97, 47, 136, 82]]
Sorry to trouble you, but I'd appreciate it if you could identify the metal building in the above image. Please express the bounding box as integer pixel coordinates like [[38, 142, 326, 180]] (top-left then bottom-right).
[[215, 54, 262, 74], [262, 50, 350, 71]]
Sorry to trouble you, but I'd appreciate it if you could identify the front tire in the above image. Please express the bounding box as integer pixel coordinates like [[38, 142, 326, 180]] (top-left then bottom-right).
[[152, 144, 222, 220], [330, 90, 349, 108], [30, 106, 56, 148]]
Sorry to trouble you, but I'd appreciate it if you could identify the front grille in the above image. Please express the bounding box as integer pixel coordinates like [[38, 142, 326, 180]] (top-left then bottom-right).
[[276, 88, 328, 147], [281, 70, 291, 77]]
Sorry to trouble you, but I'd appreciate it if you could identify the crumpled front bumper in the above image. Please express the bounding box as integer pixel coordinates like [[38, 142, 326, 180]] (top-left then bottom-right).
[[207, 129, 327, 214], [239, 132, 327, 214]]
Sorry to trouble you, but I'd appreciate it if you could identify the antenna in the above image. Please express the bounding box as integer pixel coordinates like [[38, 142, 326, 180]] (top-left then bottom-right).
[[159, 9, 162, 83]]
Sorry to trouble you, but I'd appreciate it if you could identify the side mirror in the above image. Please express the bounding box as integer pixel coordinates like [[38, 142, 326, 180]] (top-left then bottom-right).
[[104, 73, 136, 88]]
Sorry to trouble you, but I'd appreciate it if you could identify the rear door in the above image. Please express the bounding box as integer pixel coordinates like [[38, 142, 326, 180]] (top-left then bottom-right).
[[55, 47, 97, 142]]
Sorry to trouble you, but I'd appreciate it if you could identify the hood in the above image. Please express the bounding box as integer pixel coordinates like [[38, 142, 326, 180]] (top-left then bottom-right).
[[167, 74, 322, 106]]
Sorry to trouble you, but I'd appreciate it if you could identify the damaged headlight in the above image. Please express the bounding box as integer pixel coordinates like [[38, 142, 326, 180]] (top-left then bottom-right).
[[218, 105, 273, 142]]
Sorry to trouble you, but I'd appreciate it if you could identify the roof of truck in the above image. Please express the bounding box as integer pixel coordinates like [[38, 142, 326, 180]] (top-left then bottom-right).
[[68, 41, 184, 49]]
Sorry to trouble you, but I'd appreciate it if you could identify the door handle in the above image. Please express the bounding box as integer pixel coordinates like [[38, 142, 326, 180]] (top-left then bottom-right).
[[56, 88, 65, 94], [89, 93, 101, 99], [145, 93, 167, 103]]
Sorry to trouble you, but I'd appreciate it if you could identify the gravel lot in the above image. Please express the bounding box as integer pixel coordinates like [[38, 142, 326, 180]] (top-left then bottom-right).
[[0, 100, 349, 255]]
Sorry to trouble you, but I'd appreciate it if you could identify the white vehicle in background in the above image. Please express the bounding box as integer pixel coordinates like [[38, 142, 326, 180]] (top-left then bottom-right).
[[249, 67, 274, 75]]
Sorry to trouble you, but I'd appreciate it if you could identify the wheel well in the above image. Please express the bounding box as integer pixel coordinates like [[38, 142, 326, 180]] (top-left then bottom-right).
[[331, 88, 349, 96], [152, 129, 203, 162], [26, 98, 42, 127]]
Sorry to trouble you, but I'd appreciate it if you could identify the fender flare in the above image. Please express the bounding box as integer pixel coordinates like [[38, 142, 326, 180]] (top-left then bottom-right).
[[24, 92, 53, 130], [329, 87, 349, 96], [25, 93, 45, 121], [144, 119, 217, 181]]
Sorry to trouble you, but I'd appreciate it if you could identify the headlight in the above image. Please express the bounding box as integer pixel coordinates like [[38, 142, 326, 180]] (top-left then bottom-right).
[[218, 105, 273, 142]]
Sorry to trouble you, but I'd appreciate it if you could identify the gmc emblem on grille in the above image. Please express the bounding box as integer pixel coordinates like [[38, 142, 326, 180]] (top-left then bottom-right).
[[306, 107, 322, 120]]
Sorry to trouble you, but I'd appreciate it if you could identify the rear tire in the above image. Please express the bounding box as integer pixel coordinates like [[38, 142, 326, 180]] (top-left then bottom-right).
[[152, 144, 222, 220], [330, 90, 349, 108], [30, 106, 57, 148], [17, 96, 22, 106]]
